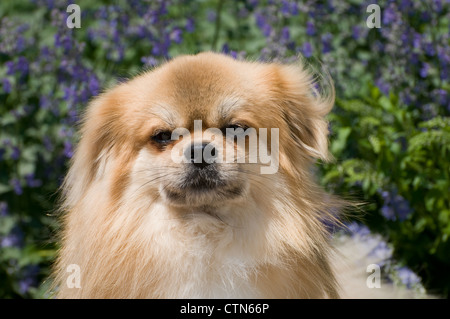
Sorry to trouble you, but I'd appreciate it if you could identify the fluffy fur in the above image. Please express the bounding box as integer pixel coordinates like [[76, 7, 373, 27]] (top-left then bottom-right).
[[53, 52, 351, 298]]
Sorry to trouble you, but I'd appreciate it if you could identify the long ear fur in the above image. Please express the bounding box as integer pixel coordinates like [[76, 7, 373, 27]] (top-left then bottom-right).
[[277, 61, 335, 163], [59, 87, 132, 211]]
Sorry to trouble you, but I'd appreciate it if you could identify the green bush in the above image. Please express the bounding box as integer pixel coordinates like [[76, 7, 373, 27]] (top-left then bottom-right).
[[321, 84, 450, 295]]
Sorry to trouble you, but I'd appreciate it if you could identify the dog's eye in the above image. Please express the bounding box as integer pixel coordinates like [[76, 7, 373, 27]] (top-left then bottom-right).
[[151, 131, 173, 144]]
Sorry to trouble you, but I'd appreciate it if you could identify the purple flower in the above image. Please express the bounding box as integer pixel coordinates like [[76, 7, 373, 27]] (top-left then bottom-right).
[[396, 266, 421, 289], [412, 33, 422, 49], [185, 18, 195, 32], [262, 23, 272, 37], [352, 26, 361, 40], [399, 0, 414, 12], [88, 76, 100, 96], [369, 240, 393, 264], [434, 89, 448, 106], [281, 0, 290, 16], [409, 52, 419, 64], [248, 0, 259, 8], [2, 78, 12, 93], [255, 12, 266, 29], [306, 21, 315, 36], [18, 265, 40, 295], [393, 195, 412, 221], [39, 96, 51, 110], [141, 56, 159, 67], [281, 27, 290, 42], [1, 227, 23, 248], [222, 43, 230, 54], [383, 5, 398, 25], [16, 36, 26, 52], [380, 189, 412, 222], [400, 90, 415, 106], [420, 62, 430, 78], [422, 103, 438, 118], [147, 11, 160, 24], [1, 234, 20, 248], [424, 41, 435, 56], [290, 1, 299, 15], [433, 0, 443, 13], [321, 33, 332, 54], [437, 47, 450, 66], [68, 109, 78, 124], [376, 78, 390, 96], [25, 173, 42, 188], [10, 178, 23, 195], [0, 202, 8, 216], [345, 222, 394, 266], [63, 140, 74, 158], [441, 67, 449, 81], [19, 277, 35, 295], [157, 2, 168, 16], [151, 37, 170, 57], [11, 146, 20, 160], [170, 28, 183, 44], [59, 126, 73, 138], [5, 61, 15, 75], [301, 42, 313, 58], [63, 85, 77, 104], [381, 205, 396, 221], [0, 21, 30, 54], [207, 10, 216, 22], [16, 56, 29, 75], [420, 11, 431, 23], [347, 222, 371, 238]]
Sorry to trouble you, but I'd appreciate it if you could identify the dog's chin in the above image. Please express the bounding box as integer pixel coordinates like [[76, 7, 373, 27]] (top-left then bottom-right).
[[160, 181, 247, 208]]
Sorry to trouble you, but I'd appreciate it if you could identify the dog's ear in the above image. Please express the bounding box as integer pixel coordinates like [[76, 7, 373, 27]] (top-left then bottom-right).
[[274, 63, 334, 163], [61, 86, 132, 208]]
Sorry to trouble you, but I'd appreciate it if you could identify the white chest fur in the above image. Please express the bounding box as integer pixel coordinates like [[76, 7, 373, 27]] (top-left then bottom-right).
[[138, 202, 268, 298]]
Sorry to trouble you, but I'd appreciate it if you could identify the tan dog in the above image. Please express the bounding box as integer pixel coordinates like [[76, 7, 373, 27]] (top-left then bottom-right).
[[53, 52, 347, 298]]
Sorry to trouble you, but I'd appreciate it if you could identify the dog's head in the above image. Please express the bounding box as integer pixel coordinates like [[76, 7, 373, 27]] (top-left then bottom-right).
[[65, 52, 333, 212]]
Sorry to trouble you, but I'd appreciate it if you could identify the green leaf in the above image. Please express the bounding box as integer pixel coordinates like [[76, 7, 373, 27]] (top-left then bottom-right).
[[414, 217, 428, 233], [322, 169, 342, 184], [370, 85, 381, 100], [425, 197, 436, 212], [0, 183, 12, 195], [378, 96, 393, 112], [18, 161, 35, 177], [1, 113, 16, 126], [331, 127, 352, 155], [0, 216, 16, 234], [438, 210, 450, 226], [368, 135, 381, 154]]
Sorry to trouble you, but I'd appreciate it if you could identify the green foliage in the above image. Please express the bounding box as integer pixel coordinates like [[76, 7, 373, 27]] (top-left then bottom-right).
[[321, 84, 450, 295]]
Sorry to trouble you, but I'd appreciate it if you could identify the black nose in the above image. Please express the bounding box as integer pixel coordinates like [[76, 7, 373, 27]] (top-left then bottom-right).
[[187, 143, 217, 169]]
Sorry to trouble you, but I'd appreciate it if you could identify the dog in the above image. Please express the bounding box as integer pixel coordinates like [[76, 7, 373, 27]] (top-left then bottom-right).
[[51, 52, 409, 298]]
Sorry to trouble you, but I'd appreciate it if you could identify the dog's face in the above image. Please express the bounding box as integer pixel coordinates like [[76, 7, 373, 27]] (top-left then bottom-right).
[[131, 58, 264, 208], [57, 52, 340, 299], [72, 52, 332, 213]]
